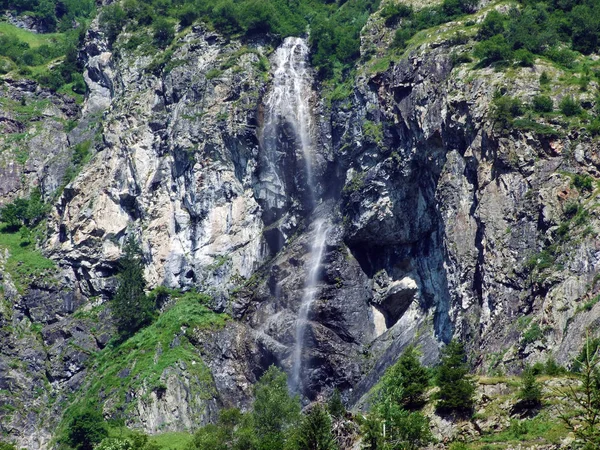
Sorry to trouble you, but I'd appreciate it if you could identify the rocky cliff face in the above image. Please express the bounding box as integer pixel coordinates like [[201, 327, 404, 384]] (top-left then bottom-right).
[[2, 2, 600, 447]]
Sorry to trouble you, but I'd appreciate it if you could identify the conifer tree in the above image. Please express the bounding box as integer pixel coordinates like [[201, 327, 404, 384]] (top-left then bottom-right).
[[253, 365, 301, 450], [556, 334, 600, 448], [296, 404, 338, 450], [112, 235, 153, 341], [328, 389, 346, 419], [518, 365, 542, 409], [435, 340, 475, 414]]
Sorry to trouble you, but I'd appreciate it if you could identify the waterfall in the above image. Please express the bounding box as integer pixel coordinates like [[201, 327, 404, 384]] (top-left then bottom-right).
[[262, 37, 328, 394], [259, 37, 316, 214], [290, 219, 330, 393]]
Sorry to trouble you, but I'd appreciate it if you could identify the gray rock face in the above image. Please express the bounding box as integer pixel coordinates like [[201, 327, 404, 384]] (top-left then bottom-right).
[[3, 5, 600, 447]]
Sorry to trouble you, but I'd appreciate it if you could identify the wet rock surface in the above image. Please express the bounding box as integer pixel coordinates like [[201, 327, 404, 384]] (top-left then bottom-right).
[[1, 6, 600, 447]]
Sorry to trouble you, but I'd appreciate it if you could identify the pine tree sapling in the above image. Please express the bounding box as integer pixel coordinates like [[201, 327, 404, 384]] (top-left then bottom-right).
[[518, 366, 542, 409], [435, 340, 476, 415], [253, 365, 301, 450], [328, 388, 346, 419], [112, 235, 154, 341], [556, 334, 600, 448], [296, 404, 337, 450]]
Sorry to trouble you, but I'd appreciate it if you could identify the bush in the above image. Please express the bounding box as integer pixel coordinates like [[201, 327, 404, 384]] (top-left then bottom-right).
[[100, 3, 126, 45], [491, 95, 525, 129], [380, 2, 413, 26], [560, 96, 582, 116], [514, 49, 535, 67], [573, 174, 594, 192], [66, 408, 108, 450], [478, 10, 505, 39], [532, 95, 553, 113], [0, 188, 48, 231], [152, 18, 174, 48], [474, 34, 513, 65]]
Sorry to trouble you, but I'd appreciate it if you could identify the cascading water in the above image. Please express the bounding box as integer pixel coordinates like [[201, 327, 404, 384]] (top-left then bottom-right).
[[259, 37, 316, 216], [290, 219, 330, 392], [260, 37, 330, 394]]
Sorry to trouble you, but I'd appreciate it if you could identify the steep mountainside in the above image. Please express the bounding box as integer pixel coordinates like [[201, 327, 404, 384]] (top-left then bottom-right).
[[1, 0, 600, 447]]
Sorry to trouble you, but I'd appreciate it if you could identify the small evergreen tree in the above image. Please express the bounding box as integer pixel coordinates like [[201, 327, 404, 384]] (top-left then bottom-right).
[[518, 366, 542, 408], [556, 334, 600, 448], [327, 388, 346, 419], [112, 235, 154, 341], [296, 404, 337, 450], [379, 345, 429, 409], [253, 365, 301, 450], [359, 414, 383, 450], [435, 340, 476, 415]]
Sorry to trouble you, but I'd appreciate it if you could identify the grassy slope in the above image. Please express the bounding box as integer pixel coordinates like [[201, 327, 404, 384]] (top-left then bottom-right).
[[0, 224, 56, 293], [55, 293, 229, 444]]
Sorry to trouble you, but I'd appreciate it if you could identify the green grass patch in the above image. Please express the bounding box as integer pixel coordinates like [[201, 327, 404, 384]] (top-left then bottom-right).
[[56, 293, 229, 441], [0, 224, 56, 293], [149, 431, 193, 449], [0, 22, 64, 49]]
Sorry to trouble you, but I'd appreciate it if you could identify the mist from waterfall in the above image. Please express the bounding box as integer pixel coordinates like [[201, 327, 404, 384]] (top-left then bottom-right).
[[261, 37, 315, 201], [261, 37, 330, 394], [290, 219, 330, 393]]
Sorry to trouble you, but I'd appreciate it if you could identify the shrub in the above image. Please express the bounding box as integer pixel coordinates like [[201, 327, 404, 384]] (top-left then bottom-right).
[[478, 10, 505, 40], [100, 3, 127, 45], [514, 49, 535, 67], [152, 18, 174, 48], [532, 95, 553, 113], [380, 2, 413, 26], [66, 408, 108, 450], [474, 34, 513, 65], [539, 71, 550, 85], [573, 174, 594, 192], [560, 96, 582, 116]]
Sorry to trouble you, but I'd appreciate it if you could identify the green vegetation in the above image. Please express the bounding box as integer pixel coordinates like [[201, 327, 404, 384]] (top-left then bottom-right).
[[0, 189, 55, 292], [186, 365, 302, 450], [379, 345, 430, 409], [56, 290, 228, 446], [65, 408, 109, 450], [0, 187, 48, 231], [296, 404, 337, 450], [327, 388, 346, 419], [517, 366, 542, 409], [111, 235, 155, 341], [359, 346, 434, 449], [435, 340, 476, 415], [98, 0, 380, 85], [555, 335, 600, 448], [0, 0, 94, 33], [474, 0, 600, 68]]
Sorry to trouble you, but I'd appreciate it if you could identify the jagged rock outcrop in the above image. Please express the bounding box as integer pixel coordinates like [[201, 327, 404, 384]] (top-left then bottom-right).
[[2, 2, 600, 447]]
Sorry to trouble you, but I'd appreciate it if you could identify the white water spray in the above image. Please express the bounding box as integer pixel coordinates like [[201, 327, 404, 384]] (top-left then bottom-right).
[[262, 37, 329, 394], [290, 219, 330, 392], [262, 37, 316, 192]]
